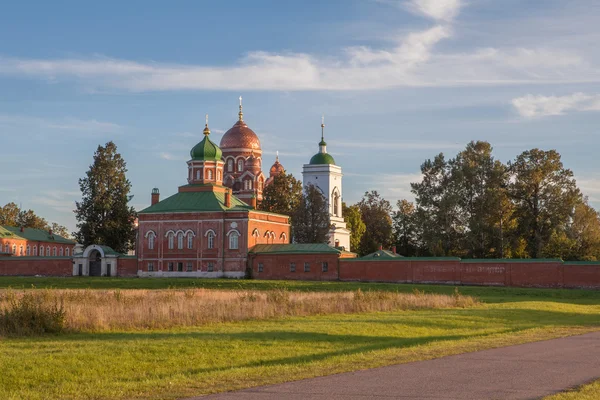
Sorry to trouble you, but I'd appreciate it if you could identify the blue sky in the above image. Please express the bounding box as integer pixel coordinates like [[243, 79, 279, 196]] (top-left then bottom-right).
[[1, 0, 600, 232]]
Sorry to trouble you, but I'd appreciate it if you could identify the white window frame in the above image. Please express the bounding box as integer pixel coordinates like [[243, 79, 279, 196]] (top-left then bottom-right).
[[206, 230, 216, 249], [33, 245, 37, 256], [26, 245, 31, 256], [59, 247, 64, 256], [177, 232, 184, 250], [65, 247, 69, 257], [39, 246, 44, 256]]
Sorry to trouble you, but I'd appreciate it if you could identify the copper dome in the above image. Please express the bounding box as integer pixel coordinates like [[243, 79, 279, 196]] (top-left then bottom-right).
[[220, 120, 261, 151], [245, 152, 262, 173], [269, 159, 285, 177]]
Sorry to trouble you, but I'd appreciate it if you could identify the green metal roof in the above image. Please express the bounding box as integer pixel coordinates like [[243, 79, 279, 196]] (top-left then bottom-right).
[[359, 249, 404, 260], [139, 190, 252, 214], [96, 245, 122, 256], [190, 132, 222, 161], [309, 152, 336, 165], [249, 243, 341, 255], [0, 225, 76, 244]]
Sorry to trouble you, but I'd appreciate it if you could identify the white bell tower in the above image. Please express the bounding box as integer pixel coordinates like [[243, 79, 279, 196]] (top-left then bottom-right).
[[302, 116, 351, 250]]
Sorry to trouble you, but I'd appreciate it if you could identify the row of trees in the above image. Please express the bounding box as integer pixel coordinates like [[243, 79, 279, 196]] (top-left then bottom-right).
[[21, 140, 596, 260], [345, 142, 600, 260], [0, 203, 70, 238]]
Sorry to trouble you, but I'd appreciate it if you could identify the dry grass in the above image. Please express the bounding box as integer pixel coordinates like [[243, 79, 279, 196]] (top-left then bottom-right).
[[0, 287, 477, 332]]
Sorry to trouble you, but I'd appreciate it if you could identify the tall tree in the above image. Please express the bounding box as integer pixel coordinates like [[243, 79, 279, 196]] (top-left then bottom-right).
[[450, 141, 509, 258], [357, 191, 393, 255], [50, 222, 71, 239], [292, 184, 330, 244], [342, 202, 366, 252], [509, 149, 581, 258], [392, 199, 419, 256], [74, 141, 137, 253], [566, 200, 600, 261], [259, 172, 302, 216], [0, 203, 21, 226], [16, 209, 48, 230], [411, 153, 463, 256]]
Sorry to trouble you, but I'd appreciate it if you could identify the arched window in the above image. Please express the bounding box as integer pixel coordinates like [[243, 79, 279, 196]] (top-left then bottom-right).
[[237, 159, 243, 171], [65, 247, 69, 257], [47, 246, 50, 256], [148, 232, 156, 250], [280, 232, 287, 243], [196, 170, 201, 180], [52, 247, 57, 256], [4, 243, 8, 253], [26, 245, 31, 256], [19, 245, 24, 256], [333, 192, 340, 216], [207, 170, 213, 180], [187, 233, 193, 249], [59, 247, 64, 256], [12, 245, 16, 254], [217, 170, 221, 181], [207, 231, 215, 249], [228, 159, 233, 172], [177, 232, 184, 249], [229, 231, 239, 250], [33, 245, 37, 256], [39, 246, 44, 256], [167, 232, 174, 249]]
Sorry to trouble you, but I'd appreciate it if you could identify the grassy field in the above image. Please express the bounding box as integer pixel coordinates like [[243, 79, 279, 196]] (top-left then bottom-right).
[[1, 276, 599, 303], [545, 379, 600, 399], [0, 277, 599, 399]]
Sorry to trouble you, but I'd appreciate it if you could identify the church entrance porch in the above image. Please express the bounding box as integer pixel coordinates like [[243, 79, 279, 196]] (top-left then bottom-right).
[[72, 244, 120, 277]]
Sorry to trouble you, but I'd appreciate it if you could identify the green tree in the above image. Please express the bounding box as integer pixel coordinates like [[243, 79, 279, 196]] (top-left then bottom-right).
[[450, 141, 509, 258], [50, 222, 71, 239], [74, 141, 137, 253], [259, 172, 302, 217], [16, 209, 48, 230], [0, 203, 20, 226], [411, 153, 464, 256], [392, 199, 419, 256], [357, 191, 393, 255], [342, 202, 366, 252], [509, 149, 581, 258], [567, 200, 600, 261], [292, 184, 330, 244]]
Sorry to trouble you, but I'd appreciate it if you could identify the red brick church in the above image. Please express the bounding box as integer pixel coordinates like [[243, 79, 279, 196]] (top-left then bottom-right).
[[135, 107, 290, 277]]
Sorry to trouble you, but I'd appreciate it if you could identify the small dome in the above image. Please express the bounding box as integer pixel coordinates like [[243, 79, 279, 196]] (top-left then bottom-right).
[[220, 120, 261, 151], [269, 159, 285, 177], [190, 126, 222, 161], [244, 152, 261, 173], [309, 153, 336, 165]]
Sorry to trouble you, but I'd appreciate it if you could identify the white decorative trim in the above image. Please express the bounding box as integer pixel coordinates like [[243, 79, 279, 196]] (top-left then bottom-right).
[[144, 230, 157, 238], [226, 229, 241, 237], [184, 229, 196, 237], [204, 229, 217, 237]]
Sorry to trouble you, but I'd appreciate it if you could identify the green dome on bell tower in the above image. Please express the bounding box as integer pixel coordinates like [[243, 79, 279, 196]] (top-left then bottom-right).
[[190, 116, 222, 161], [309, 116, 336, 165]]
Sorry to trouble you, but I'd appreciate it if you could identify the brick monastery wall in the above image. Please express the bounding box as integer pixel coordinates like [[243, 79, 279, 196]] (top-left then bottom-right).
[[250, 253, 340, 281], [338, 259, 600, 289], [0, 257, 73, 276]]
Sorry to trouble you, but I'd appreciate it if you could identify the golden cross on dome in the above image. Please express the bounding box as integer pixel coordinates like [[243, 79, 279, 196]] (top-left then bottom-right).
[[321, 114, 325, 141], [203, 114, 210, 135], [276, 150, 279, 162], [205, 114, 209, 126], [238, 96, 244, 121]]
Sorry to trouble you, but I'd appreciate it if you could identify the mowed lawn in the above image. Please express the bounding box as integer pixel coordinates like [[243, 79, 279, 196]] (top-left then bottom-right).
[[1, 278, 599, 400]]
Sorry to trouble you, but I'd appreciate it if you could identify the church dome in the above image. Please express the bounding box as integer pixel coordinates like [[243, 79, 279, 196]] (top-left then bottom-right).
[[309, 152, 336, 165], [244, 152, 261, 173], [190, 125, 222, 161], [269, 153, 285, 176], [220, 120, 261, 151]]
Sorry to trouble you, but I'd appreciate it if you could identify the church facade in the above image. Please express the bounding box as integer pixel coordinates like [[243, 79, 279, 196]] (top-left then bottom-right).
[[136, 113, 290, 278]]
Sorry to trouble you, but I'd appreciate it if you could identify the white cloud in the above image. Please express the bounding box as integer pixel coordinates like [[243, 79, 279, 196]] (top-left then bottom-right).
[[337, 140, 462, 151], [512, 93, 600, 118], [0, 2, 599, 92], [406, 0, 463, 22], [0, 114, 123, 133]]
